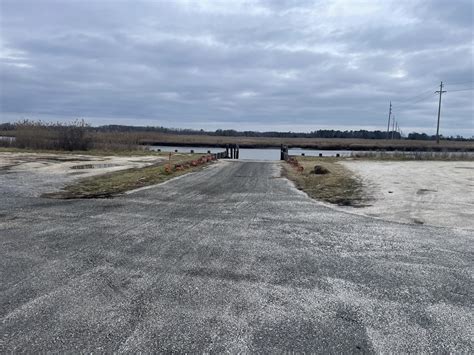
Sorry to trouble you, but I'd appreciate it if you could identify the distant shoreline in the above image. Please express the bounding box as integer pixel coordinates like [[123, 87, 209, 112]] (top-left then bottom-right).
[[141, 137, 474, 152]]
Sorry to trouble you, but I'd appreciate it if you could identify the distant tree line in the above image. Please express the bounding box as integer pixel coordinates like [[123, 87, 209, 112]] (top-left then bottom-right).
[[405, 132, 470, 141], [0, 122, 472, 141]]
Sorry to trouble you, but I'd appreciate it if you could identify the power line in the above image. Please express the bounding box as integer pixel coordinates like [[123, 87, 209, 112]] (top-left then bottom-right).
[[447, 87, 474, 92], [394, 82, 472, 105], [445, 80, 474, 86], [408, 92, 437, 105], [394, 92, 436, 110], [385, 80, 472, 140], [395, 89, 436, 104]]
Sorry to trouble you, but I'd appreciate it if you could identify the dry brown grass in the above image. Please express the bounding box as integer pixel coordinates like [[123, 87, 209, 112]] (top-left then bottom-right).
[[283, 156, 367, 206], [0, 147, 158, 157], [136, 133, 474, 151], [43, 153, 210, 199], [5, 127, 474, 152], [350, 151, 474, 161]]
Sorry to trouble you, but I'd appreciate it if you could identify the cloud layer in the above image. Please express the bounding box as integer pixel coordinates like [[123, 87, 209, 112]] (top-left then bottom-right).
[[1, 0, 473, 135]]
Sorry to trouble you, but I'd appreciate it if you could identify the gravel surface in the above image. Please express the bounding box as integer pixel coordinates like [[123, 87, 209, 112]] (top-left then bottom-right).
[[0, 160, 472, 353], [0, 152, 164, 197], [341, 160, 474, 229]]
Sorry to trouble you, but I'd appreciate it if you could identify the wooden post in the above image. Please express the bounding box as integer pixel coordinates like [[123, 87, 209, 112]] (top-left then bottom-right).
[[281, 145, 288, 161]]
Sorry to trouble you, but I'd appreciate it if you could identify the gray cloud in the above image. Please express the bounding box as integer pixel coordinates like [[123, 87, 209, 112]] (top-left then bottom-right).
[[0, 0, 472, 136]]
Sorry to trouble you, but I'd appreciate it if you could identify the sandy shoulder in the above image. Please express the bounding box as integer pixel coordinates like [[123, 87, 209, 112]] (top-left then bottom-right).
[[0, 152, 165, 197], [340, 160, 474, 230]]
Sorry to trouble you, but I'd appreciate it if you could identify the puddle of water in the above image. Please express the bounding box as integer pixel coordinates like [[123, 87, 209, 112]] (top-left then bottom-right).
[[0, 136, 15, 142], [71, 163, 118, 169]]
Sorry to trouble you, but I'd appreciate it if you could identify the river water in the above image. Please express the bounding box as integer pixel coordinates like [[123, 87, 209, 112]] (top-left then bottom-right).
[[149, 145, 352, 160]]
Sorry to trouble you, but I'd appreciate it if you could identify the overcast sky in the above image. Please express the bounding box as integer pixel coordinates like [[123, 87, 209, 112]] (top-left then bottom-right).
[[0, 0, 473, 135]]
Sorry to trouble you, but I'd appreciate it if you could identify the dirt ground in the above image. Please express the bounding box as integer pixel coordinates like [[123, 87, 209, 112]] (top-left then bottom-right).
[[340, 160, 474, 230], [0, 152, 165, 197], [1, 152, 473, 231], [1, 160, 472, 352]]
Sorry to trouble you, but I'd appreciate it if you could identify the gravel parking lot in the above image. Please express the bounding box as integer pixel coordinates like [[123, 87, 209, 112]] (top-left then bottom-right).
[[0, 159, 472, 352], [341, 160, 474, 229]]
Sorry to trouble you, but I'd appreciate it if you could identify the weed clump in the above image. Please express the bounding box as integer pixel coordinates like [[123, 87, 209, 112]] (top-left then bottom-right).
[[284, 157, 367, 206], [313, 165, 330, 174]]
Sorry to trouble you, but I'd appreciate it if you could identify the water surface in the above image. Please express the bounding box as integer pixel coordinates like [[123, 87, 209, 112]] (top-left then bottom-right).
[[150, 145, 351, 160]]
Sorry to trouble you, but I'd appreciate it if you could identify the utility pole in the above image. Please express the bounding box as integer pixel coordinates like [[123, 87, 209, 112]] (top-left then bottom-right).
[[395, 122, 399, 139], [386, 101, 392, 140], [435, 81, 446, 144], [391, 116, 396, 139]]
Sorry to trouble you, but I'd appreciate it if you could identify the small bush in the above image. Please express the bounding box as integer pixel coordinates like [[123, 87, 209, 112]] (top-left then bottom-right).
[[313, 165, 330, 174]]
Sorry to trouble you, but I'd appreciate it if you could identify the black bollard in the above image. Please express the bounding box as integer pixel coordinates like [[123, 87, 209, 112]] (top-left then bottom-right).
[[319, 153, 323, 157], [190, 150, 194, 153], [301, 153, 305, 156], [175, 149, 178, 153], [336, 153, 340, 157]]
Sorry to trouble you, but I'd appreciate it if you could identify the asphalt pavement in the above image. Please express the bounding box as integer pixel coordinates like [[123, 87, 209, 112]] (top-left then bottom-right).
[[0, 160, 472, 352]]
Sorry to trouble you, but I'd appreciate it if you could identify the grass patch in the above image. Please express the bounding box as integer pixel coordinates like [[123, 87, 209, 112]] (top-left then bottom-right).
[[350, 151, 474, 161], [43, 153, 207, 199], [283, 156, 367, 206]]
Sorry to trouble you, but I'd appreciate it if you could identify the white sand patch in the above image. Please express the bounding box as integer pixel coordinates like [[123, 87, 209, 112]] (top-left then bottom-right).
[[0, 152, 165, 197], [340, 160, 474, 230]]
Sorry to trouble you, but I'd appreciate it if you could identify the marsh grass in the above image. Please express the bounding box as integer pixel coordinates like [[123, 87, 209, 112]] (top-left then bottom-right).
[[0, 147, 160, 157], [4, 124, 474, 152], [350, 151, 474, 161], [283, 156, 367, 206]]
